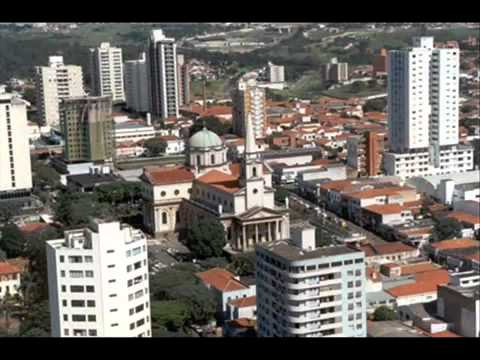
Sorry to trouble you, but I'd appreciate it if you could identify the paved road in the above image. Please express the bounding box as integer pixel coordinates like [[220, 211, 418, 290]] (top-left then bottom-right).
[[287, 191, 388, 245]]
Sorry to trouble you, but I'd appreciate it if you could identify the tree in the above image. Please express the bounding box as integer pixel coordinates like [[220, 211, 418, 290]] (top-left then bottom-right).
[[0, 224, 26, 258], [461, 104, 475, 114], [189, 116, 231, 137], [168, 283, 217, 324], [18, 300, 50, 337], [373, 306, 397, 321], [31, 159, 61, 189], [198, 257, 229, 270], [432, 217, 463, 242], [150, 300, 190, 332], [184, 219, 226, 260], [227, 253, 256, 276], [363, 98, 386, 113], [144, 137, 168, 157], [0, 248, 6, 261], [351, 81, 367, 93]]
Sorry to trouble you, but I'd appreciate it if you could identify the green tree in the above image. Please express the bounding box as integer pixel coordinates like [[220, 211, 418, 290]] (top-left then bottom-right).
[[227, 253, 256, 276], [184, 219, 226, 260], [168, 283, 217, 324], [198, 257, 229, 270], [461, 104, 474, 114], [373, 306, 397, 321], [189, 116, 231, 137], [31, 159, 61, 189], [144, 137, 168, 157], [0, 224, 26, 258], [432, 217, 463, 242], [150, 300, 190, 332], [18, 300, 50, 337], [363, 98, 386, 112]]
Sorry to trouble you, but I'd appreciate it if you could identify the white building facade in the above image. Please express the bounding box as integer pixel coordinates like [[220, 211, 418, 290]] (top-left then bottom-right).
[[268, 62, 285, 83], [89, 43, 126, 103], [147, 29, 179, 119], [385, 37, 473, 179], [256, 235, 367, 337], [0, 91, 33, 198], [46, 219, 151, 337], [124, 53, 149, 113], [35, 56, 85, 127]]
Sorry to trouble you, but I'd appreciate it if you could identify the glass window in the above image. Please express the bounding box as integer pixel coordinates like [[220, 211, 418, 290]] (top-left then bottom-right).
[[85, 271, 94, 278], [87, 300, 95, 307]]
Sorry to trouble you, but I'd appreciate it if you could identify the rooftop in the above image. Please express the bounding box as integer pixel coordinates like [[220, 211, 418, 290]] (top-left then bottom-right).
[[367, 320, 428, 338], [447, 211, 480, 226], [358, 242, 417, 257], [228, 295, 257, 308], [142, 166, 194, 186], [195, 268, 250, 293], [258, 240, 362, 262], [67, 173, 121, 188], [0, 262, 21, 275], [430, 238, 480, 251]]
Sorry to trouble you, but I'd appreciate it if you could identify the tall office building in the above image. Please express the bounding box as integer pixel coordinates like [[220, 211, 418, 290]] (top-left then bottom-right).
[[0, 90, 32, 199], [46, 218, 152, 337], [35, 56, 85, 127], [384, 37, 473, 179], [124, 53, 149, 113], [232, 78, 266, 138], [321, 58, 349, 83], [89, 43, 126, 103], [256, 224, 367, 337], [268, 61, 285, 83], [147, 29, 179, 119], [176, 54, 191, 107], [60, 96, 114, 163]]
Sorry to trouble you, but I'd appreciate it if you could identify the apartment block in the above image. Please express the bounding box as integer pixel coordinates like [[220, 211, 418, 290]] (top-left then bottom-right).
[[373, 48, 388, 76], [60, 96, 114, 163], [268, 61, 285, 83], [147, 29, 179, 119], [89, 43, 125, 103], [0, 90, 32, 199], [256, 225, 366, 337], [232, 78, 266, 138], [176, 54, 191, 107], [321, 58, 349, 83], [347, 130, 385, 177], [46, 218, 152, 337], [385, 37, 473, 179], [35, 56, 85, 127], [124, 53, 149, 113]]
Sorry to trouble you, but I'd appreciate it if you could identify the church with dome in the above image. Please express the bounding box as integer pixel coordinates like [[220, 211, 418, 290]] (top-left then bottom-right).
[[140, 116, 290, 253]]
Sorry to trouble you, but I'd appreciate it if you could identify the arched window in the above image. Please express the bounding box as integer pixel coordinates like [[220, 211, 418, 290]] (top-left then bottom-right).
[[196, 155, 201, 165], [211, 154, 215, 164], [252, 167, 257, 177], [162, 212, 168, 224]]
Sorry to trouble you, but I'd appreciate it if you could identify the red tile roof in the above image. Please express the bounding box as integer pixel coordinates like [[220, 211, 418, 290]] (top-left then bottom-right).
[[400, 263, 440, 276], [0, 262, 21, 275], [359, 242, 417, 257], [430, 239, 480, 251], [196, 268, 249, 292], [364, 204, 408, 215], [386, 270, 449, 298], [228, 295, 256, 308], [142, 166, 194, 185], [19, 223, 50, 234], [345, 186, 414, 200], [197, 170, 238, 184], [430, 331, 462, 338], [228, 318, 256, 328], [447, 211, 480, 226]]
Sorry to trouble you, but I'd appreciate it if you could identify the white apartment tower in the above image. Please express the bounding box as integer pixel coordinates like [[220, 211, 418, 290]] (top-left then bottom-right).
[[89, 43, 126, 103], [385, 37, 473, 179], [232, 78, 266, 138], [255, 225, 367, 337], [46, 219, 151, 337], [268, 62, 285, 83], [124, 53, 149, 113], [35, 56, 85, 127], [0, 90, 32, 198], [147, 29, 179, 119]]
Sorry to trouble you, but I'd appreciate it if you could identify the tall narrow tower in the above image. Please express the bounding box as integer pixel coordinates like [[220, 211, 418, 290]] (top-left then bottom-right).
[[241, 115, 264, 209]]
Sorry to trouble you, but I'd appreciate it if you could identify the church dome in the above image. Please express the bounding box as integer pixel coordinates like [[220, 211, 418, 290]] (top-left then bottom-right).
[[189, 127, 223, 149]]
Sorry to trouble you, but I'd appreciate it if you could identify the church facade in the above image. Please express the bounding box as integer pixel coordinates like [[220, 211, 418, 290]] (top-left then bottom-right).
[[141, 117, 290, 253]]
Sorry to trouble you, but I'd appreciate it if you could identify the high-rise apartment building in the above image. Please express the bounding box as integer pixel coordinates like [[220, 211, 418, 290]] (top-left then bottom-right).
[[321, 58, 349, 83], [0, 90, 32, 199], [373, 48, 388, 76], [347, 131, 385, 177], [255, 224, 367, 337], [385, 37, 473, 179], [147, 29, 179, 119], [268, 61, 285, 83], [60, 96, 114, 163], [35, 56, 85, 127], [176, 54, 191, 107], [124, 53, 149, 113], [232, 78, 266, 138], [46, 218, 152, 337], [89, 43, 125, 103]]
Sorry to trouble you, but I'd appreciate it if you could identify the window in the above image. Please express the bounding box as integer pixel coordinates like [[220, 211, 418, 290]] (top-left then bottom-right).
[[130, 308, 134, 315], [162, 212, 168, 224], [84, 256, 93, 263], [130, 323, 135, 330], [331, 262, 342, 267], [355, 259, 364, 264], [344, 260, 353, 265], [355, 291, 362, 298], [108, 264, 115, 269], [127, 265, 132, 272], [135, 304, 144, 313], [61, 271, 66, 278], [85, 271, 94, 278], [253, 188, 258, 194], [161, 191, 166, 197], [108, 279, 116, 283], [348, 281, 354, 288], [134, 261, 142, 270], [87, 300, 95, 307], [355, 270, 362, 276], [72, 315, 86, 322], [88, 330, 97, 336], [253, 167, 257, 177], [348, 314, 354, 321], [69, 271, 83, 278], [356, 324, 362, 330], [61, 285, 66, 292], [348, 304, 354, 310], [88, 315, 96, 322], [86, 286, 95, 293], [107, 250, 115, 254], [174, 189, 180, 195], [62, 300, 67, 307], [63, 315, 68, 321], [356, 313, 362, 320], [64, 329, 69, 336], [69, 256, 83, 263], [73, 329, 87, 336], [59, 256, 65, 263], [136, 319, 145, 327], [355, 280, 362, 287], [211, 154, 215, 164], [109, 294, 117, 298], [71, 300, 85, 307], [70, 286, 84, 293], [111, 324, 119, 327], [128, 279, 133, 287]]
